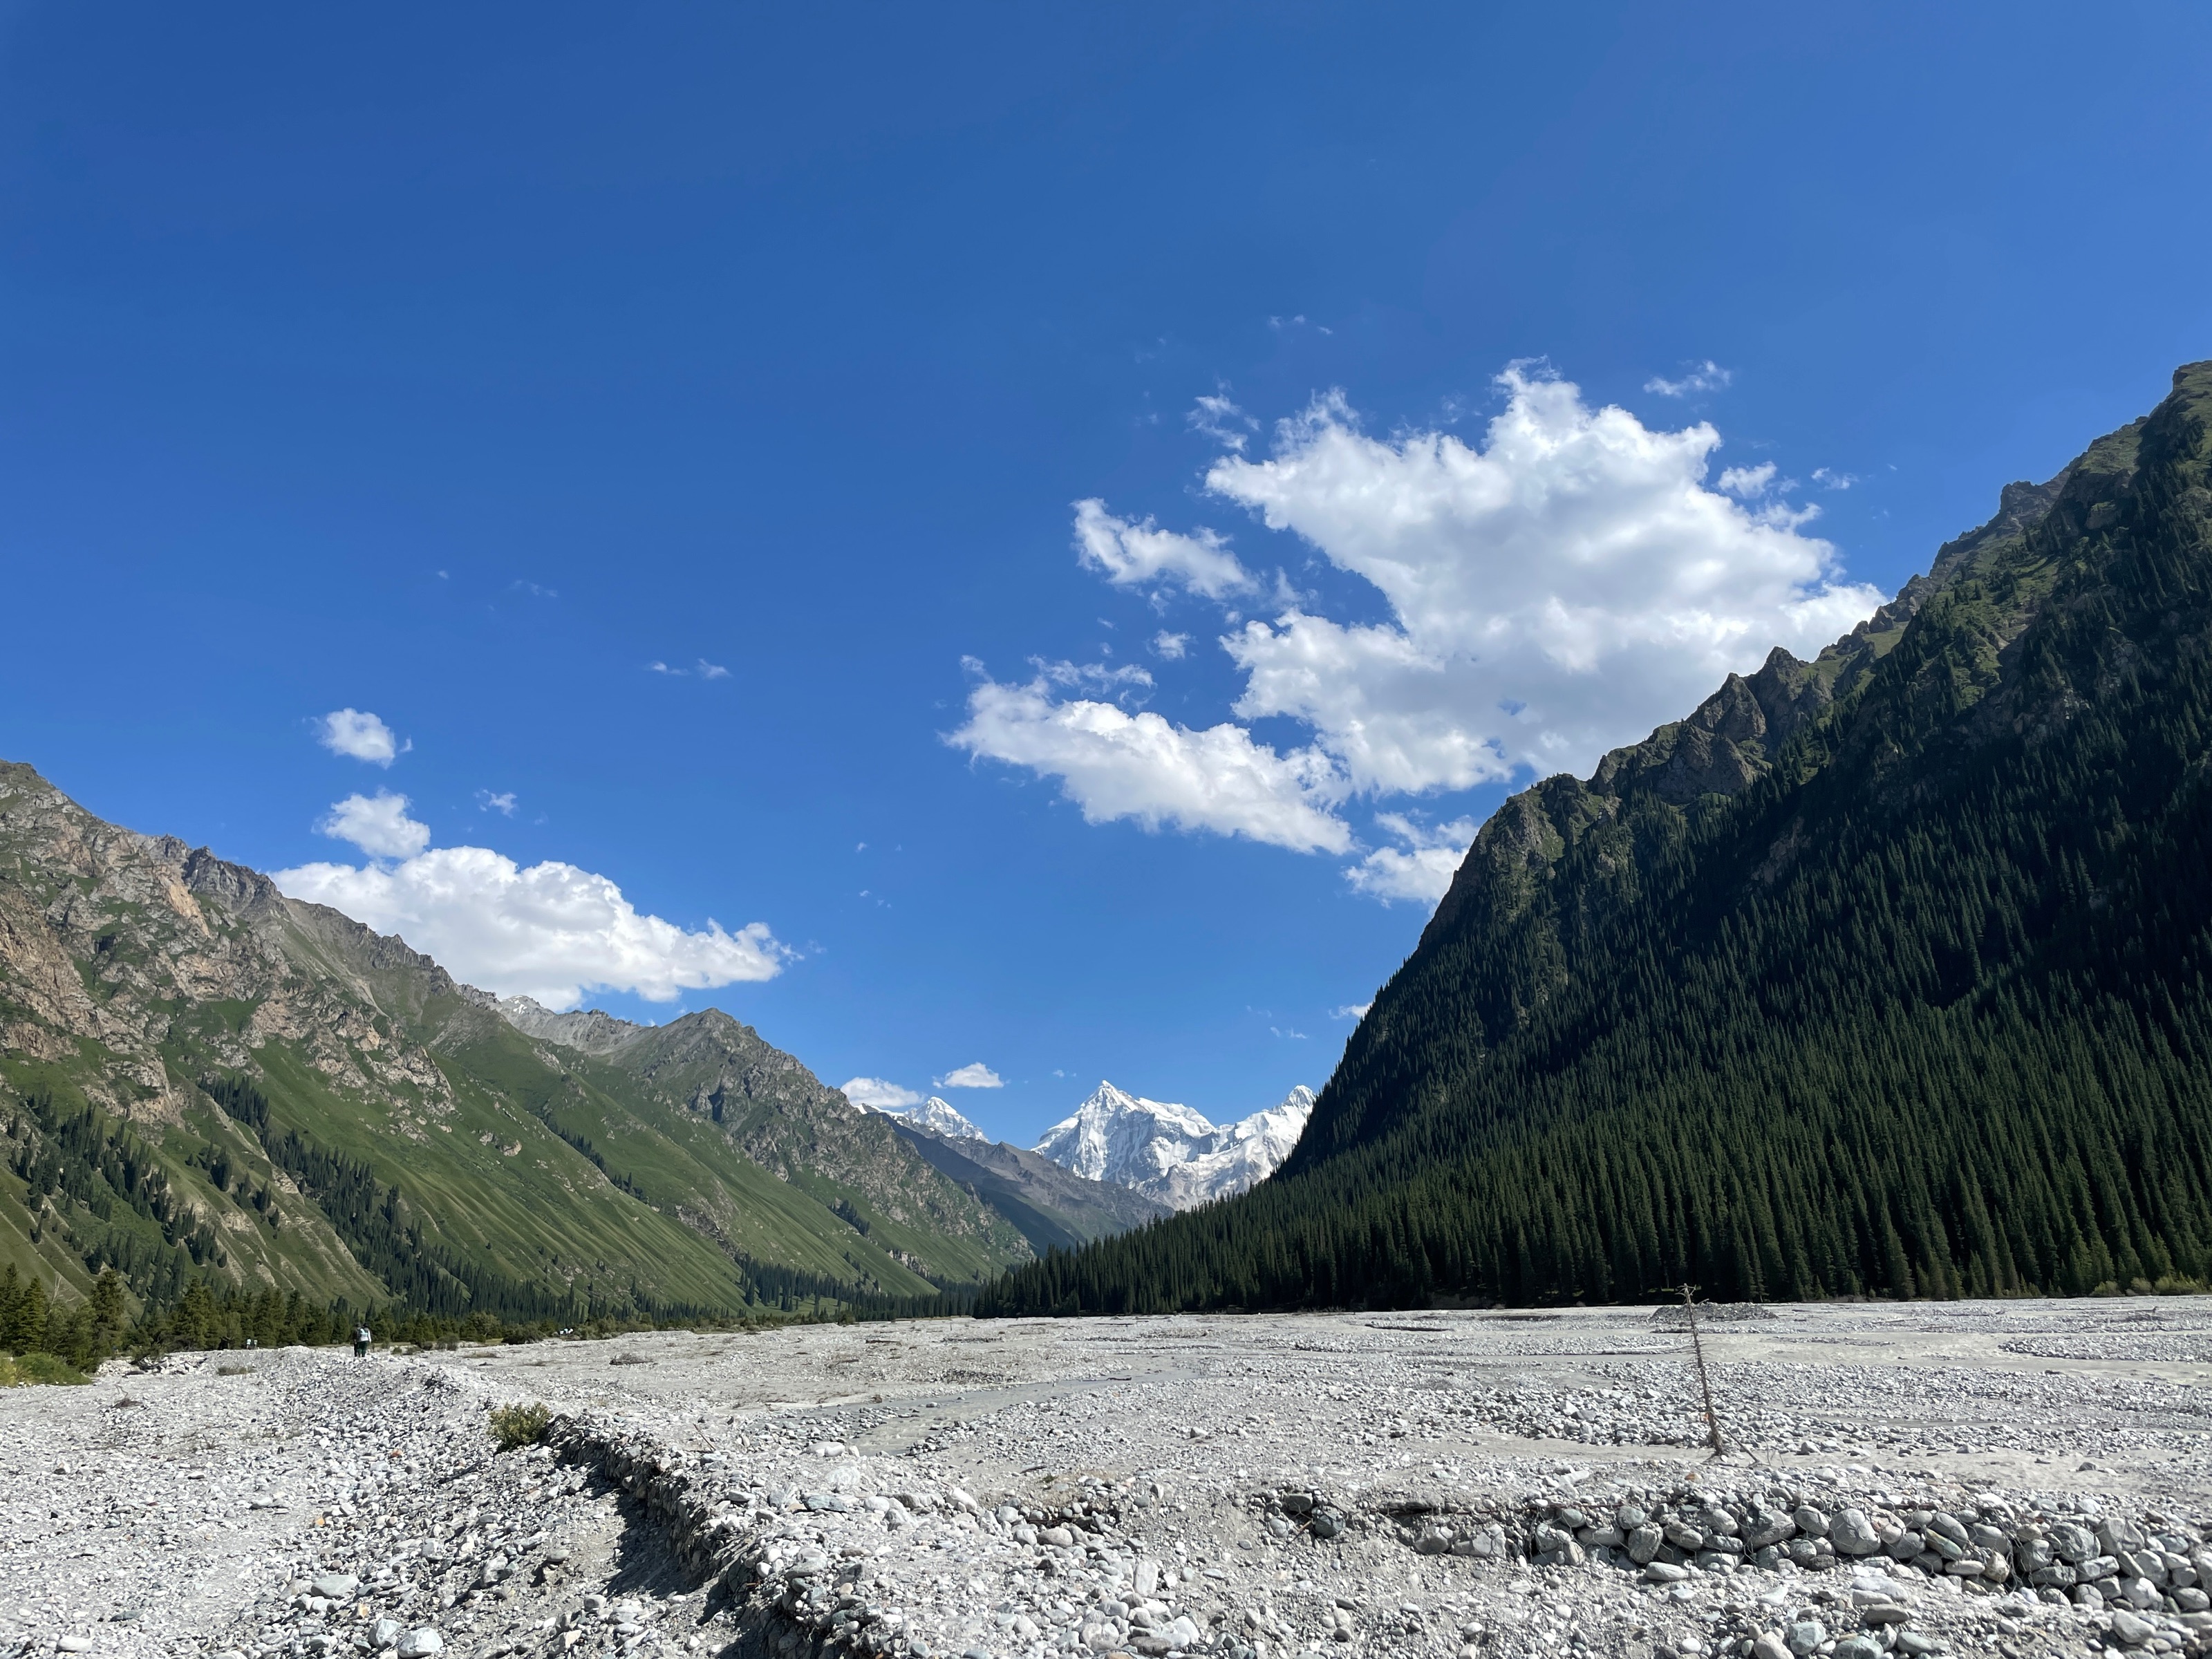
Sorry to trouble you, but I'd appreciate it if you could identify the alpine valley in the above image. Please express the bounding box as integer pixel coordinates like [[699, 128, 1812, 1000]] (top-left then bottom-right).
[[984, 363, 2212, 1315], [0, 765, 1150, 1331]]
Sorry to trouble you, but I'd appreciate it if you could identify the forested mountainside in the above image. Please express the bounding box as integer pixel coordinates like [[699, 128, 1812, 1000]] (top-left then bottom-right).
[[983, 362, 2212, 1315], [0, 771, 1051, 1328]]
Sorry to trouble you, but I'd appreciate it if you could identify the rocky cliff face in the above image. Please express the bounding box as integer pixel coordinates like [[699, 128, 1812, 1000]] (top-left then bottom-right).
[[0, 762, 462, 1128]]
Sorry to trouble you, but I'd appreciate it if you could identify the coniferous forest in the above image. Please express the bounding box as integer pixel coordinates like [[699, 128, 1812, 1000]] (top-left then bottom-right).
[[981, 362, 2212, 1315]]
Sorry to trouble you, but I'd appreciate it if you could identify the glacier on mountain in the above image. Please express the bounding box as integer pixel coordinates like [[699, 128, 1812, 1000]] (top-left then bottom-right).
[[1031, 1081, 1313, 1208]]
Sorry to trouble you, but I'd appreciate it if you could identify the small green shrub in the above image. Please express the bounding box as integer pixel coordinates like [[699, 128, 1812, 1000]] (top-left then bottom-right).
[[0, 1352, 92, 1387], [489, 1401, 552, 1452]]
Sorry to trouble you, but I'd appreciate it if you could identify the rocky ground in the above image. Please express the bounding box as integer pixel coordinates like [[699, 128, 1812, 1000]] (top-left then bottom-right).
[[1, 1299, 2209, 1659]]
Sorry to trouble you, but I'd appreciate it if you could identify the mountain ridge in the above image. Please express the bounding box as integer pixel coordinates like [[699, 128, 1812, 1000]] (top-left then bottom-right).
[[984, 360, 2212, 1314], [0, 764, 1052, 1322]]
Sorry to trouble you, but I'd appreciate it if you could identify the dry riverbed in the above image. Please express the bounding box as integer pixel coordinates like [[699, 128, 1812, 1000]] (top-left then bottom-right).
[[2, 1299, 2209, 1659]]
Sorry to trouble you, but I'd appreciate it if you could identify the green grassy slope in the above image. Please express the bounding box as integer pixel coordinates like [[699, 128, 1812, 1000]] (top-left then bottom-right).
[[0, 768, 1036, 1322]]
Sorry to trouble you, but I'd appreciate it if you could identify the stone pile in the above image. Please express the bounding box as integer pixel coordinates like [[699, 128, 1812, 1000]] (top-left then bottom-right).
[[529, 1405, 2212, 1659], [1242, 1483, 2212, 1658]]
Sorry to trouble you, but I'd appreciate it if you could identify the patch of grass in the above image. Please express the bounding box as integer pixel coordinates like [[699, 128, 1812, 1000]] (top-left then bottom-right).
[[0, 1351, 92, 1387], [488, 1400, 552, 1452]]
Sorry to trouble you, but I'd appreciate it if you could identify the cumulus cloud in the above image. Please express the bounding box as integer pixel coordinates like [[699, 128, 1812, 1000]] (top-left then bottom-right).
[[1644, 360, 1732, 397], [1344, 814, 1478, 903], [1331, 1002, 1372, 1020], [1073, 498, 1257, 599], [275, 826, 788, 1010], [935, 1063, 1004, 1089], [1152, 630, 1190, 659], [478, 790, 518, 816], [317, 709, 406, 767], [962, 364, 1882, 905], [841, 1077, 924, 1109], [1204, 368, 1882, 794], [947, 666, 1353, 854], [318, 791, 432, 860]]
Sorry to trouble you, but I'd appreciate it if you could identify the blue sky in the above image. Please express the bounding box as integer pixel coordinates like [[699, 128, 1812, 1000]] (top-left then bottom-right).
[[5, 3, 2209, 1141]]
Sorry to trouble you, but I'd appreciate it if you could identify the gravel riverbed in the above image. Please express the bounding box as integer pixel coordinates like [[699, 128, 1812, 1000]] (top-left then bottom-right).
[[3, 1299, 2209, 1659]]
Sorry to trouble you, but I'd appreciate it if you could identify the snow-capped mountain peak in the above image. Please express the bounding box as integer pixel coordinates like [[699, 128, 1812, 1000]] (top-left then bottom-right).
[[1032, 1081, 1313, 1209], [859, 1094, 990, 1142]]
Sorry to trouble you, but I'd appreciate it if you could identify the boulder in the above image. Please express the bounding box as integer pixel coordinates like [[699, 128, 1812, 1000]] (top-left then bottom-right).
[[1830, 1510, 1882, 1556]]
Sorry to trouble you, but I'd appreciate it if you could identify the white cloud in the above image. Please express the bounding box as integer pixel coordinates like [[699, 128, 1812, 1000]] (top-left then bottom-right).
[[1188, 392, 1258, 453], [841, 1077, 924, 1109], [1072, 498, 1257, 600], [648, 659, 731, 679], [274, 839, 789, 1010], [1033, 657, 1153, 694], [946, 666, 1353, 854], [1152, 631, 1190, 659], [1331, 1002, 1372, 1020], [1344, 814, 1477, 903], [317, 791, 432, 860], [1812, 467, 1857, 491], [1716, 462, 1778, 498], [478, 789, 518, 816], [316, 709, 406, 767], [1204, 368, 1882, 796], [1644, 360, 1732, 397], [935, 1062, 1004, 1089], [697, 660, 731, 679], [964, 364, 1882, 904]]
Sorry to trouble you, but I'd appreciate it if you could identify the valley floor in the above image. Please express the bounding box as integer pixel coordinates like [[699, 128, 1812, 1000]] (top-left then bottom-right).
[[2, 1300, 2209, 1659]]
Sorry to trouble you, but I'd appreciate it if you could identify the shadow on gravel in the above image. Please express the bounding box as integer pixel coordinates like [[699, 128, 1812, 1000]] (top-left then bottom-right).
[[600, 1499, 699, 1602]]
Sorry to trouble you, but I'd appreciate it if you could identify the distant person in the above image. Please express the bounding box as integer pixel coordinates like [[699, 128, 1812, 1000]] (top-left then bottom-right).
[[354, 1323, 371, 1359]]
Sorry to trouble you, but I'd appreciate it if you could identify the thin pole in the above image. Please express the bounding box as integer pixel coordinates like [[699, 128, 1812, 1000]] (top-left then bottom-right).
[[1682, 1283, 1725, 1456]]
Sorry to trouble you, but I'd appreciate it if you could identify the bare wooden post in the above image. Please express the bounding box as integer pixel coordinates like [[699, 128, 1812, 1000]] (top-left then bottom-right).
[[1681, 1283, 1725, 1456]]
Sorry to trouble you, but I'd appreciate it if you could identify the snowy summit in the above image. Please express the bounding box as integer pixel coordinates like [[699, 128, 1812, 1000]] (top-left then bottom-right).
[[1031, 1081, 1313, 1209], [870, 1095, 990, 1143]]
